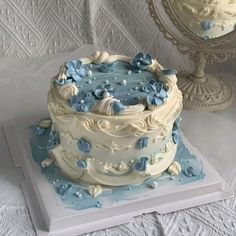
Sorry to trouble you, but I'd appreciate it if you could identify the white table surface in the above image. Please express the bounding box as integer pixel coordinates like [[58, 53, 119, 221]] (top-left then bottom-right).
[[0, 45, 236, 236]]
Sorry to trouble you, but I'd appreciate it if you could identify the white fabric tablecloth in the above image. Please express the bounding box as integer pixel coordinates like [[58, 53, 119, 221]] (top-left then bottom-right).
[[0, 45, 236, 236]]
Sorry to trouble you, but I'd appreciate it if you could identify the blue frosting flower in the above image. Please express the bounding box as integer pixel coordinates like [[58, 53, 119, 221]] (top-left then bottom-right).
[[130, 52, 152, 72], [144, 80, 167, 106], [112, 100, 125, 114], [131, 53, 152, 71], [181, 159, 203, 177], [46, 130, 60, 150], [201, 21, 214, 31], [66, 60, 87, 82], [134, 157, 149, 171], [141, 80, 163, 93], [94, 84, 114, 99], [136, 137, 149, 149], [77, 160, 87, 169], [77, 138, 91, 153], [69, 91, 95, 112], [99, 63, 114, 73], [146, 90, 167, 106], [57, 184, 72, 196]]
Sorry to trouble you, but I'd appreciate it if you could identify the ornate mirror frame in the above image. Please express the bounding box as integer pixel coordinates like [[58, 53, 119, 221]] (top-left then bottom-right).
[[147, 0, 236, 111]]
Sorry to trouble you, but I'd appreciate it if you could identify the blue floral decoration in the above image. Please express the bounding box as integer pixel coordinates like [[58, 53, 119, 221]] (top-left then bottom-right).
[[46, 130, 60, 150], [181, 159, 203, 177], [131, 53, 152, 71], [146, 81, 167, 106], [69, 91, 95, 112], [57, 184, 72, 196], [112, 100, 125, 114], [201, 21, 214, 31], [77, 160, 87, 169], [94, 84, 114, 99], [66, 60, 87, 82], [77, 138, 91, 153], [99, 63, 114, 73], [141, 80, 163, 93], [172, 117, 182, 144], [134, 157, 149, 171], [136, 137, 149, 149]]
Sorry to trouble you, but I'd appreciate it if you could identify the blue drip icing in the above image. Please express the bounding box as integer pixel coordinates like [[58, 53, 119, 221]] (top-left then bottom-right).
[[30, 126, 205, 211]]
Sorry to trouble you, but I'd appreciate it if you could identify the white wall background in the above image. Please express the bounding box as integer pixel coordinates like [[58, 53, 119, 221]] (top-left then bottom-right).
[[0, 0, 235, 73], [0, 2, 192, 66]]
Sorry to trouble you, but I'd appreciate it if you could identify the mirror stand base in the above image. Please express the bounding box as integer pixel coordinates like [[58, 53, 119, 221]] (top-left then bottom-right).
[[177, 72, 234, 112]]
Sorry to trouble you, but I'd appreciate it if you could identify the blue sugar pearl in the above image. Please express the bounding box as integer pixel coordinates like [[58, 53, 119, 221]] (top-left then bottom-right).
[[57, 184, 72, 196], [87, 70, 93, 77], [96, 200, 103, 208]]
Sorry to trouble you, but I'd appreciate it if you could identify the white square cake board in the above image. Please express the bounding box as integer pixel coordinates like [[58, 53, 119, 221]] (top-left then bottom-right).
[[3, 116, 234, 236]]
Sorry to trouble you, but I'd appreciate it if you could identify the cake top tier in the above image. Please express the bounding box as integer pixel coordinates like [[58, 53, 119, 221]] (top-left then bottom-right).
[[53, 51, 178, 116]]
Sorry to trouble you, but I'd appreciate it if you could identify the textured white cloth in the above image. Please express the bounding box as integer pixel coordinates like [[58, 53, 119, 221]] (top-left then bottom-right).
[[0, 0, 193, 70], [0, 45, 235, 236], [0, 0, 235, 235]]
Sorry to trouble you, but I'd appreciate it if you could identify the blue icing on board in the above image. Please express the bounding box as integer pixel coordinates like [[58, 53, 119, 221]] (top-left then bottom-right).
[[30, 126, 205, 211]]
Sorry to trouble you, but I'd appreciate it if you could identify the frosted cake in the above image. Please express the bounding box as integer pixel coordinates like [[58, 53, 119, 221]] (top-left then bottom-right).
[[42, 51, 183, 188]]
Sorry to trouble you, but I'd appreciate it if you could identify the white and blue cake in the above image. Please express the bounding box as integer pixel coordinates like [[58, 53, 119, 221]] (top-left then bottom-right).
[[46, 51, 183, 187]]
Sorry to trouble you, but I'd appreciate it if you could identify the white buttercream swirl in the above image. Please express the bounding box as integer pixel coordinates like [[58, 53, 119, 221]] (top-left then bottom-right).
[[92, 95, 122, 116], [127, 119, 148, 136], [148, 59, 164, 73], [119, 103, 145, 115], [81, 51, 132, 65], [57, 65, 67, 81], [75, 115, 95, 132], [58, 83, 79, 101]]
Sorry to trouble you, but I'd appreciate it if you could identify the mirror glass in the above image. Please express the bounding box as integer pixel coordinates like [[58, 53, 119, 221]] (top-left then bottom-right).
[[169, 0, 236, 40]]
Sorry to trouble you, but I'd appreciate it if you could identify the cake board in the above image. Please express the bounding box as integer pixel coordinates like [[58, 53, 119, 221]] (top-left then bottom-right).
[[3, 116, 234, 236]]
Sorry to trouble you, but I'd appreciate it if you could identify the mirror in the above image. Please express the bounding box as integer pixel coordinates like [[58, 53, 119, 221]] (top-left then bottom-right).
[[169, 0, 236, 40], [147, 0, 236, 111]]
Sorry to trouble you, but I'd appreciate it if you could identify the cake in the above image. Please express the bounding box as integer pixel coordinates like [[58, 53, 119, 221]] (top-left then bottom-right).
[[170, 0, 236, 39], [41, 51, 183, 190]]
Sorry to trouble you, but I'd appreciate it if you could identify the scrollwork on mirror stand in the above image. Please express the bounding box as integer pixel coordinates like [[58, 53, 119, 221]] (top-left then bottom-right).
[[147, 0, 235, 111]]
